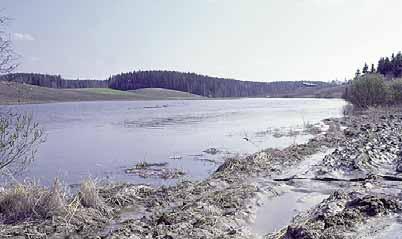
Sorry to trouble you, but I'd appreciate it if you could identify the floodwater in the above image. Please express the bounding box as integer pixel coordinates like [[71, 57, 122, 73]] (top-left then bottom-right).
[[1, 98, 346, 186]]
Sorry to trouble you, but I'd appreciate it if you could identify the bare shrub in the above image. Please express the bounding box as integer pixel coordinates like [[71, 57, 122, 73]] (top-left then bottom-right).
[[0, 112, 44, 175], [0, 16, 18, 74], [0, 15, 43, 176]]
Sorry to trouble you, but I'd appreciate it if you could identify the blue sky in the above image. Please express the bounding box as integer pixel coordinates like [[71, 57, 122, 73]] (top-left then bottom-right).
[[3, 0, 402, 81]]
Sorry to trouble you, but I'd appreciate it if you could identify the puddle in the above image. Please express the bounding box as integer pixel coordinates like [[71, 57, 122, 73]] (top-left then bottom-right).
[[249, 150, 335, 236], [249, 185, 329, 236]]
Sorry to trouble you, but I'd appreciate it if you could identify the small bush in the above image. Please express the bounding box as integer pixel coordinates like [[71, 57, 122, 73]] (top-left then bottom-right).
[[389, 79, 402, 104], [0, 179, 65, 224], [344, 74, 389, 108], [342, 103, 355, 116]]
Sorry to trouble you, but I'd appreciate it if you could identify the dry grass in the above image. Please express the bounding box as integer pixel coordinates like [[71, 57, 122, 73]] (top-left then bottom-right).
[[0, 177, 110, 224], [0, 179, 66, 224], [0, 177, 118, 227], [79, 178, 103, 209]]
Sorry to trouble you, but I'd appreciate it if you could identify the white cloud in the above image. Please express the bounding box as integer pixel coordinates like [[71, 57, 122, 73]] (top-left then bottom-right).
[[13, 32, 35, 41]]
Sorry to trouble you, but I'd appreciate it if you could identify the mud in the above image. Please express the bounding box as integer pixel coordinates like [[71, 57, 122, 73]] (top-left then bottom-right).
[[267, 109, 402, 239], [125, 162, 185, 179]]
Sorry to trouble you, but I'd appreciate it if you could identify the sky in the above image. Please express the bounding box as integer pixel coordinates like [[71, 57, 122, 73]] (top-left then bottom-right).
[[2, 0, 402, 82]]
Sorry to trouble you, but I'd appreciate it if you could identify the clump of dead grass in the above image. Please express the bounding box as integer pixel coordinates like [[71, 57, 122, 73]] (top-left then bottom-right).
[[0, 179, 66, 224], [78, 177, 104, 209], [0, 177, 118, 227]]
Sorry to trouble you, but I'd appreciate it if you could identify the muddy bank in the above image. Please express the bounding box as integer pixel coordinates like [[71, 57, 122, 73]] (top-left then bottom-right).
[[267, 108, 402, 239], [104, 115, 345, 238], [274, 191, 401, 239], [3, 108, 402, 238]]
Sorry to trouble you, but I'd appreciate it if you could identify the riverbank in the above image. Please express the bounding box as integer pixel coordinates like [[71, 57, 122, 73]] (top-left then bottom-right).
[[2, 107, 402, 238], [0, 80, 343, 105]]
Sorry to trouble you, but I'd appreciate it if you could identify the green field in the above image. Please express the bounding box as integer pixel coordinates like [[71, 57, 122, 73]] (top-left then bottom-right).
[[73, 88, 137, 96], [0, 82, 204, 105]]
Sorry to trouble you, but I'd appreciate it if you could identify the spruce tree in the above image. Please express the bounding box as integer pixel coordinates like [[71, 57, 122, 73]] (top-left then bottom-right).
[[362, 63, 369, 74], [355, 69, 361, 79], [377, 58, 385, 74]]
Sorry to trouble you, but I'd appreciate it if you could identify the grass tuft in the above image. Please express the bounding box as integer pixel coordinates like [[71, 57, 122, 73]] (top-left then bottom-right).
[[0, 179, 66, 224], [79, 178, 102, 209]]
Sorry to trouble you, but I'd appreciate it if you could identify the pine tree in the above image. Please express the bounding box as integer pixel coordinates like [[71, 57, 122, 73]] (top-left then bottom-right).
[[394, 52, 402, 77], [362, 63, 369, 74], [384, 57, 391, 75], [355, 69, 361, 79], [377, 58, 385, 74]]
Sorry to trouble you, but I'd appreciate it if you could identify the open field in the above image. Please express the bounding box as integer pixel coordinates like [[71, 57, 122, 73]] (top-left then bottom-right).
[[0, 81, 204, 105], [128, 88, 204, 99], [73, 88, 141, 96]]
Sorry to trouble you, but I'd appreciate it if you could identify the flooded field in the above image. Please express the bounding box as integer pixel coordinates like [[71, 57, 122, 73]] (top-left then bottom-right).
[[1, 98, 346, 186]]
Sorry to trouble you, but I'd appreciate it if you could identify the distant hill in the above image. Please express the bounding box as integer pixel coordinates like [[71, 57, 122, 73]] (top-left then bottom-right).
[[0, 81, 203, 105], [0, 71, 339, 98], [108, 71, 335, 98]]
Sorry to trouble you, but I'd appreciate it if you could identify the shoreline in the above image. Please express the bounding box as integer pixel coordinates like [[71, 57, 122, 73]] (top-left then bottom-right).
[[0, 96, 343, 107], [2, 107, 402, 238], [0, 81, 342, 106]]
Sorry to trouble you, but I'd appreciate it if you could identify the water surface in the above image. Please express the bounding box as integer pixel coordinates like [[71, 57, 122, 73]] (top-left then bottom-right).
[[1, 98, 346, 186]]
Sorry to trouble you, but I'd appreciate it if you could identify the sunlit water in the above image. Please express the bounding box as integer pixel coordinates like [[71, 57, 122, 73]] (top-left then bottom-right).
[[1, 98, 346, 186]]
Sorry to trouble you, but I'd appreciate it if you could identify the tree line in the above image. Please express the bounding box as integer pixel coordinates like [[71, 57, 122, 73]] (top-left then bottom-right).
[[1, 71, 332, 98], [107, 70, 332, 97], [345, 51, 402, 108], [1, 73, 108, 88], [356, 52, 402, 78]]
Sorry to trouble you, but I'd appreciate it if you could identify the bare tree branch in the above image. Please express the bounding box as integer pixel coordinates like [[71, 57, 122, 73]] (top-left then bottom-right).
[[0, 14, 43, 176], [0, 16, 18, 74], [0, 112, 44, 175]]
